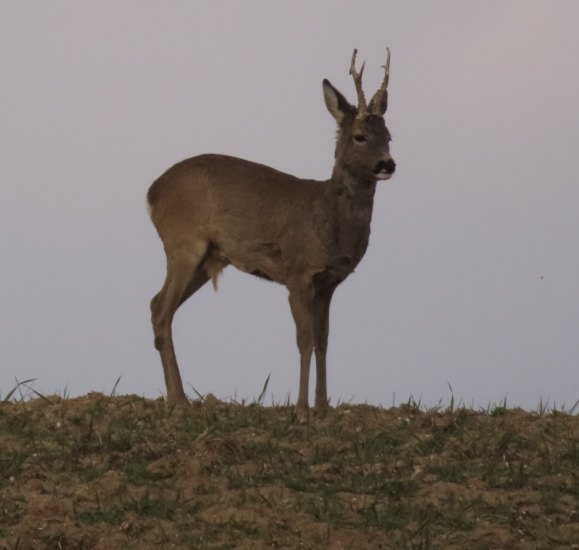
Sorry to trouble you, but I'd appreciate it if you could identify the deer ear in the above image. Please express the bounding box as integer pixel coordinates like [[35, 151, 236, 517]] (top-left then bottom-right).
[[369, 92, 388, 116], [323, 79, 354, 123]]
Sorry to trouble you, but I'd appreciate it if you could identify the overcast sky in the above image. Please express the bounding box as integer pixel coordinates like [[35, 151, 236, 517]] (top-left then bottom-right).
[[2, 1, 578, 410]]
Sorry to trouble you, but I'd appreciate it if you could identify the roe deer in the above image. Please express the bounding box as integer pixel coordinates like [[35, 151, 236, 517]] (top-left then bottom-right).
[[148, 49, 396, 421]]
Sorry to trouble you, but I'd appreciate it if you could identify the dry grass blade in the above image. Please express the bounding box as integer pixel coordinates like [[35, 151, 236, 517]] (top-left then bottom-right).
[[2, 378, 37, 403]]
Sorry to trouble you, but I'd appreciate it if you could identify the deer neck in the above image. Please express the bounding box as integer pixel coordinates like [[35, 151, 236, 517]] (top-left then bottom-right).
[[329, 165, 377, 215], [325, 165, 377, 264]]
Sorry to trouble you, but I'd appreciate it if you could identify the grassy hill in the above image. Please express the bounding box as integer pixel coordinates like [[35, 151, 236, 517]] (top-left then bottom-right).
[[0, 392, 577, 549]]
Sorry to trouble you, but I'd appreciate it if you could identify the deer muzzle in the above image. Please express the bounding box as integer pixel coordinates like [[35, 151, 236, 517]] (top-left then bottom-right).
[[373, 158, 396, 180]]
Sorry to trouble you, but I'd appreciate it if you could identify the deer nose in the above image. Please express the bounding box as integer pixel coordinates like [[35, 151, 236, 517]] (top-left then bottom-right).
[[384, 158, 396, 174]]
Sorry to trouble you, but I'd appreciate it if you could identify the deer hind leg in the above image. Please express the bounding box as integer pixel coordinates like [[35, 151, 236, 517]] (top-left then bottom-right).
[[151, 240, 209, 404], [288, 283, 315, 423], [312, 287, 335, 418]]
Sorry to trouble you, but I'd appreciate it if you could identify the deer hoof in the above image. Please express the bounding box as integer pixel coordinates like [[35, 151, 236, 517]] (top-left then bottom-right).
[[295, 406, 309, 424], [314, 404, 329, 420]]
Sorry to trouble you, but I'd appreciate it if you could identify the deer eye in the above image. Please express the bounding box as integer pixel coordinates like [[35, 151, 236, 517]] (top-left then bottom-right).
[[353, 134, 367, 144]]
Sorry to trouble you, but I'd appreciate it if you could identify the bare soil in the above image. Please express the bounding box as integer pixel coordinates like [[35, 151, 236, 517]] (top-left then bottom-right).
[[0, 393, 577, 549]]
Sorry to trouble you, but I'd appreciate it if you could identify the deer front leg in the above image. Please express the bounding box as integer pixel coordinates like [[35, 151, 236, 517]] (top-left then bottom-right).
[[312, 287, 335, 418], [288, 284, 315, 423]]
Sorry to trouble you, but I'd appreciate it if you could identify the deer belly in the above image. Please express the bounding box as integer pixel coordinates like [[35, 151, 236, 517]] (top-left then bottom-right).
[[227, 242, 286, 284]]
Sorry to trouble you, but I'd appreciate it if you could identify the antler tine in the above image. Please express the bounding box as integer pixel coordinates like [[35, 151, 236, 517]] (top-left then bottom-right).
[[384, 47, 390, 87], [368, 47, 390, 115], [349, 48, 367, 116]]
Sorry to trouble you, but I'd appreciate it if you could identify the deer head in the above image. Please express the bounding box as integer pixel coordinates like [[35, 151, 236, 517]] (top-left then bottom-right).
[[322, 48, 395, 185]]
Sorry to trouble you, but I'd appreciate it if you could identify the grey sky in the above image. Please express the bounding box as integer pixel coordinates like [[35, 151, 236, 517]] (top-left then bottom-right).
[[2, 1, 578, 409]]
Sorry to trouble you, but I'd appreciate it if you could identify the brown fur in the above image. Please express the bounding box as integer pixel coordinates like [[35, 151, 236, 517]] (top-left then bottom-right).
[[148, 51, 396, 422]]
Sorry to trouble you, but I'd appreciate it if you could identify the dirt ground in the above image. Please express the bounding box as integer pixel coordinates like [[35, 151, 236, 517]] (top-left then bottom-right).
[[0, 393, 577, 549]]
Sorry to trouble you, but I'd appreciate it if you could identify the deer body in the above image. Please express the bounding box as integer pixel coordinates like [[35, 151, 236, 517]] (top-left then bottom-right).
[[148, 51, 395, 421]]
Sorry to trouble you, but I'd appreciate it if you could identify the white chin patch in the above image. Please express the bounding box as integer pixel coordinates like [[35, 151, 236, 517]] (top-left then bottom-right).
[[375, 172, 392, 181]]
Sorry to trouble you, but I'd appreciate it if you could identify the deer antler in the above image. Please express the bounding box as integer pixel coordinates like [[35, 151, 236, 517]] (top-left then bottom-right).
[[349, 49, 367, 116], [368, 47, 390, 115]]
